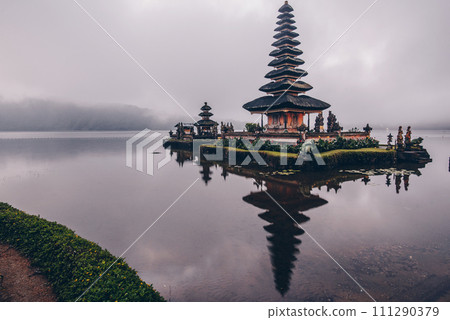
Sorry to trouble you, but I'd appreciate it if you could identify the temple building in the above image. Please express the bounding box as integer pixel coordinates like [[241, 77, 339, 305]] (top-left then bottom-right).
[[242, 1, 330, 133], [171, 102, 218, 139], [194, 102, 218, 137], [174, 122, 194, 136]]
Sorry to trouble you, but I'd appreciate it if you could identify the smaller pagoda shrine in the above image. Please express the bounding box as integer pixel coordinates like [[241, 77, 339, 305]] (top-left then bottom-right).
[[195, 102, 218, 138]]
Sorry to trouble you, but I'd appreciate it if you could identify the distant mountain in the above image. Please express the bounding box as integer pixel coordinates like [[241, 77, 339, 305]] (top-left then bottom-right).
[[0, 99, 172, 131], [1, 98, 447, 132]]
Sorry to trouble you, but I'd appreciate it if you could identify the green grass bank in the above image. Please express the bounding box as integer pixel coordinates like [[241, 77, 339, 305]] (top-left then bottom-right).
[[0, 202, 164, 302]]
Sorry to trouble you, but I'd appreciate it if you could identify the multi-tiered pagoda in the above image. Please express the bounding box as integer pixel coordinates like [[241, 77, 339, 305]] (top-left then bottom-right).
[[194, 102, 218, 137], [243, 1, 330, 133]]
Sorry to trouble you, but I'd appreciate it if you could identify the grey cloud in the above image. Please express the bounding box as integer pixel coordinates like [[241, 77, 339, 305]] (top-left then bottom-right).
[[0, 0, 448, 130]]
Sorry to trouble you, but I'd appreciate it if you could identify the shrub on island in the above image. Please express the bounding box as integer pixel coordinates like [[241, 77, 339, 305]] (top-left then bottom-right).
[[220, 136, 379, 154], [314, 137, 379, 152], [320, 148, 395, 168]]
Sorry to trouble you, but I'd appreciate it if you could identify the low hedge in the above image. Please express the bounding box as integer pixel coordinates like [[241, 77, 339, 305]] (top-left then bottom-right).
[[220, 136, 380, 154], [0, 202, 164, 302], [202, 146, 395, 170], [315, 137, 379, 152], [320, 148, 396, 168]]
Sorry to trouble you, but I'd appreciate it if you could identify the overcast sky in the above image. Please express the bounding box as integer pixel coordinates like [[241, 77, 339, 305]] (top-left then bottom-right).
[[0, 0, 449, 129]]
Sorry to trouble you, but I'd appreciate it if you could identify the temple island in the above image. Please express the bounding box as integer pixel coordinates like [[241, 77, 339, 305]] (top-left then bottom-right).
[[166, 1, 431, 166]]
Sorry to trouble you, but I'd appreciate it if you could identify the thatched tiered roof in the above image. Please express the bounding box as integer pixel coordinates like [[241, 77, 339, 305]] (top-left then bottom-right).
[[259, 79, 312, 94], [273, 30, 299, 39], [269, 47, 303, 57], [271, 37, 300, 47], [278, 1, 294, 13], [277, 12, 294, 20], [195, 119, 218, 126], [268, 56, 304, 68], [265, 67, 308, 81], [275, 24, 297, 32], [243, 95, 330, 113]]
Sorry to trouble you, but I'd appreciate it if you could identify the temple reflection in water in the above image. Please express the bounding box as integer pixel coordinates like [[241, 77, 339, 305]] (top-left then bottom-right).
[[170, 149, 424, 296], [243, 180, 327, 296]]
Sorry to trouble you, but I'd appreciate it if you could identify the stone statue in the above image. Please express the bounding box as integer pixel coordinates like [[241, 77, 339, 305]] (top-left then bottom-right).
[[403, 175, 410, 191], [298, 123, 308, 132], [396, 126, 404, 150], [176, 123, 181, 139], [180, 123, 185, 138], [361, 176, 370, 185], [395, 174, 402, 194], [363, 123, 373, 134], [337, 122, 342, 136], [405, 126, 412, 150], [387, 133, 393, 150]]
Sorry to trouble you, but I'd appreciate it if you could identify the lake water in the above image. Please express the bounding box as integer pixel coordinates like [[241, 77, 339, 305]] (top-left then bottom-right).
[[0, 130, 449, 301]]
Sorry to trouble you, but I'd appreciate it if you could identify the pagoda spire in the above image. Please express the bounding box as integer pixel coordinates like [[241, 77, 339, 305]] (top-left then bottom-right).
[[262, 1, 311, 97], [199, 102, 213, 120], [242, 1, 330, 131]]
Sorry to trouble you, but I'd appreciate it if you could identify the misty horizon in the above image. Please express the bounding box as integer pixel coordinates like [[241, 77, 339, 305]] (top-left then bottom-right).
[[0, 0, 449, 131], [0, 97, 449, 132]]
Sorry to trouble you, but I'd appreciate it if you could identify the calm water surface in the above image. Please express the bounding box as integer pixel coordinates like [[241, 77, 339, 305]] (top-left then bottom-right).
[[0, 130, 449, 301]]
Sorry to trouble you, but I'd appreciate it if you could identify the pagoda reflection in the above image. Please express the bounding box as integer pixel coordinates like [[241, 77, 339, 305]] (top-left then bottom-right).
[[171, 149, 193, 167], [243, 180, 328, 296], [199, 163, 214, 185], [169, 148, 425, 296]]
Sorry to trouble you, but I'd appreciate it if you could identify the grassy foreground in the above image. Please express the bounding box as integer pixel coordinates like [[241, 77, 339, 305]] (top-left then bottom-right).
[[0, 202, 164, 302]]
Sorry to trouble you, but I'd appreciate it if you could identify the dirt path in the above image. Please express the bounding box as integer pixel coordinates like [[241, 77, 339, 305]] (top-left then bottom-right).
[[0, 243, 57, 302]]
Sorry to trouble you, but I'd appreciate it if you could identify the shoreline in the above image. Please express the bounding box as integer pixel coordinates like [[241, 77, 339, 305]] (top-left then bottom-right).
[[0, 243, 57, 302], [0, 203, 164, 302]]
